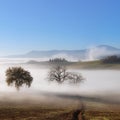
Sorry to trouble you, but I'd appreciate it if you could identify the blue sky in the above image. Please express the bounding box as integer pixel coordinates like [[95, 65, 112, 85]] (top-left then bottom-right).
[[0, 0, 120, 55]]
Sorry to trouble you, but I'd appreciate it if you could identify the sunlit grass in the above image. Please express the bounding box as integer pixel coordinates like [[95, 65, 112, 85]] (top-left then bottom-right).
[[0, 100, 120, 120]]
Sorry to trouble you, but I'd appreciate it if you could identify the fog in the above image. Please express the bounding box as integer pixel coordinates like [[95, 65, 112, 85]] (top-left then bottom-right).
[[1, 66, 120, 93], [87, 46, 120, 61], [0, 59, 120, 105]]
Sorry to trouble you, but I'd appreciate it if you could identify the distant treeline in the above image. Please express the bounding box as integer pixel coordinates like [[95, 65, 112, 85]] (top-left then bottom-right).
[[101, 55, 120, 64], [49, 58, 71, 66], [49, 58, 68, 63]]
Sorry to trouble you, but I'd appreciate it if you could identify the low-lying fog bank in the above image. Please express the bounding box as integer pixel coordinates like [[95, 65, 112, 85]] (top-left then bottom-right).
[[0, 59, 120, 105]]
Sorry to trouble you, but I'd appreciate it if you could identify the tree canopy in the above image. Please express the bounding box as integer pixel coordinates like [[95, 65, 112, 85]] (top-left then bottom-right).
[[101, 55, 120, 64], [6, 67, 33, 90], [49, 58, 68, 63]]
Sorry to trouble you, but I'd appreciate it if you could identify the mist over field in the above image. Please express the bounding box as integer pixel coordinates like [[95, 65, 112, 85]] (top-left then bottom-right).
[[0, 58, 120, 105], [1, 0, 120, 119]]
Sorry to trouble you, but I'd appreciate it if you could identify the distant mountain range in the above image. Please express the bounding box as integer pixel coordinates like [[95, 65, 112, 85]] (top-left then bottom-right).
[[5, 45, 120, 61]]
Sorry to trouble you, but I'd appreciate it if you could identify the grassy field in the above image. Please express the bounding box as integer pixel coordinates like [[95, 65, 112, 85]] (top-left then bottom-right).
[[0, 107, 120, 120], [0, 106, 73, 120], [0, 99, 120, 120], [69, 60, 120, 69]]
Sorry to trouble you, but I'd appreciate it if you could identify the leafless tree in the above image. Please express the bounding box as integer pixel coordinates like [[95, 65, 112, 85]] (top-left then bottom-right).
[[48, 65, 84, 84]]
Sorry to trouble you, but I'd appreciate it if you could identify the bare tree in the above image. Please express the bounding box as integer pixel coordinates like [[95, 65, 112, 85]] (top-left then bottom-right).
[[67, 72, 84, 84], [6, 67, 33, 90], [48, 65, 84, 84]]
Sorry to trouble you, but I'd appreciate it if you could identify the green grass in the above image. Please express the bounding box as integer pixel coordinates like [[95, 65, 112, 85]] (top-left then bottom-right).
[[69, 60, 120, 69]]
